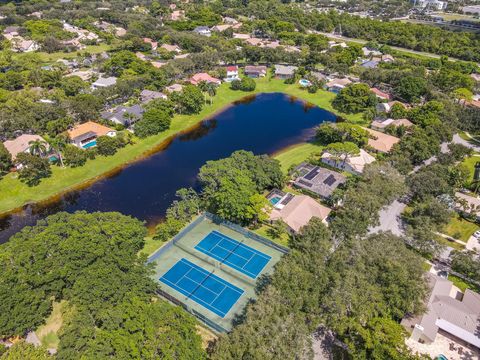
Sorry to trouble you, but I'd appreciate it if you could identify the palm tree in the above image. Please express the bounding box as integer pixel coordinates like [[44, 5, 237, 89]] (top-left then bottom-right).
[[206, 82, 217, 105], [197, 81, 209, 105], [28, 139, 48, 157], [47, 136, 67, 168]]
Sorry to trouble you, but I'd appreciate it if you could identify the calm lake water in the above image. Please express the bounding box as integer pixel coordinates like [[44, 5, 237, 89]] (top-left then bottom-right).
[[0, 93, 336, 243]]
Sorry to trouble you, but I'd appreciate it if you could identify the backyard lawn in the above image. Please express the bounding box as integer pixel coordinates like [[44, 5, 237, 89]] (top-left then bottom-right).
[[274, 142, 323, 173], [253, 224, 290, 248], [443, 216, 480, 242], [460, 153, 480, 183], [36, 301, 66, 350], [448, 274, 480, 293], [0, 77, 361, 215]]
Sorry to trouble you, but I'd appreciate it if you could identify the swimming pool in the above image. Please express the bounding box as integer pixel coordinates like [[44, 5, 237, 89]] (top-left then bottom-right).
[[299, 79, 312, 87], [82, 141, 97, 149], [269, 196, 282, 205]]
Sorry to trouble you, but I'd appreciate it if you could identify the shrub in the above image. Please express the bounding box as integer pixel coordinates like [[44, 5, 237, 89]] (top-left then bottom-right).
[[134, 109, 172, 138], [96, 135, 119, 156], [63, 145, 88, 167]]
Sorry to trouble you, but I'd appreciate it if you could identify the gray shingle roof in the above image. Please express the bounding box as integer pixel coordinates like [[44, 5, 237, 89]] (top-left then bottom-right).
[[293, 163, 346, 198]]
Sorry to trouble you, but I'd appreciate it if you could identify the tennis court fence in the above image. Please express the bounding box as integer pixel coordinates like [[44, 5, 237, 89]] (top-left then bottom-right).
[[148, 212, 289, 264]]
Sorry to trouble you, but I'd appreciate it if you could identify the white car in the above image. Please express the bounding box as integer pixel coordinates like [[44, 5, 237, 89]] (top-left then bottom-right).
[[473, 230, 480, 239]]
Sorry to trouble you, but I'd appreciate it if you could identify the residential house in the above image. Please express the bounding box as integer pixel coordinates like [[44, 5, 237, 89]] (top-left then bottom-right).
[[160, 43, 181, 53], [364, 127, 400, 153], [189, 73, 221, 86], [91, 76, 117, 90], [4, 32, 39, 52], [325, 78, 352, 93], [165, 84, 183, 93], [269, 194, 331, 233], [135, 52, 148, 61], [370, 87, 391, 101], [245, 37, 263, 46], [193, 26, 211, 37], [101, 105, 144, 127], [170, 10, 185, 21], [3, 26, 20, 35], [67, 121, 116, 149], [223, 17, 239, 25], [361, 59, 380, 69], [65, 69, 95, 81], [225, 66, 239, 82], [151, 61, 167, 68], [471, 73, 480, 82], [140, 89, 167, 103], [174, 53, 189, 60], [274, 64, 297, 79], [402, 274, 480, 357], [381, 54, 395, 63], [211, 24, 232, 32], [293, 163, 347, 199], [233, 33, 251, 40], [321, 148, 375, 175], [244, 65, 267, 78], [310, 71, 327, 83], [371, 118, 414, 132], [328, 41, 347, 48], [3, 134, 47, 161], [376, 100, 408, 113], [143, 38, 158, 51], [362, 47, 382, 57]]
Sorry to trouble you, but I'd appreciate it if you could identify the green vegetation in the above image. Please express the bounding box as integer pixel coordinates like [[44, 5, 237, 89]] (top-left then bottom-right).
[[448, 274, 480, 293], [0, 78, 360, 215], [0, 212, 205, 359], [443, 216, 480, 242], [36, 301, 66, 349], [253, 224, 290, 247], [273, 142, 323, 173]]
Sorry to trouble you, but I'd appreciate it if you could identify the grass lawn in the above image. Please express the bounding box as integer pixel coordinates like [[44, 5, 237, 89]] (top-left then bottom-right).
[[448, 274, 480, 293], [0, 76, 363, 216], [35, 43, 115, 63], [273, 142, 323, 173], [36, 300, 66, 350], [139, 236, 166, 257], [436, 235, 466, 251], [460, 153, 480, 183], [443, 216, 480, 242], [253, 224, 290, 248], [422, 261, 432, 272]]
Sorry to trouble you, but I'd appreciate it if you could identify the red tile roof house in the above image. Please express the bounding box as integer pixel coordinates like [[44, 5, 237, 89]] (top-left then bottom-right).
[[189, 73, 221, 86], [67, 121, 116, 149], [370, 87, 392, 101], [143, 38, 158, 51], [225, 66, 239, 82]]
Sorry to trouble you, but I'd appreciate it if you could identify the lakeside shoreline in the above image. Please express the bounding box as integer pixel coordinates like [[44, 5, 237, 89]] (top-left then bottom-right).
[[0, 79, 361, 217]]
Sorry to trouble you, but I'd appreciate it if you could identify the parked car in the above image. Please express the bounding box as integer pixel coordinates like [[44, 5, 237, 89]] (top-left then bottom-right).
[[474, 230, 480, 238]]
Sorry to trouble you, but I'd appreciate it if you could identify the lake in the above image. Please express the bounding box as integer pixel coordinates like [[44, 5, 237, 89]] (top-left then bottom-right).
[[0, 93, 336, 243]]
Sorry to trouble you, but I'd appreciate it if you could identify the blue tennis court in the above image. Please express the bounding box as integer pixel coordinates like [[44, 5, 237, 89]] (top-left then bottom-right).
[[159, 258, 244, 318], [195, 231, 271, 279]]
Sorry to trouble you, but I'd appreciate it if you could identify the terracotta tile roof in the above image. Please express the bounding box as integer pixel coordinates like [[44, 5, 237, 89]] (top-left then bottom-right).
[[189, 73, 221, 85], [364, 127, 400, 153], [3, 134, 46, 160], [269, 195, 331, 233], [67, 121, 115, 140]]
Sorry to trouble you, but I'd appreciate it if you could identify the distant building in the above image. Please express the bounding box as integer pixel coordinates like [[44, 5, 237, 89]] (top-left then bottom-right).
[[325, 78, 352, 93], [321, 148, 375, 175], [293, 163, 347, 199], [91, 76, 117, 90], [225, 65, 239, 82], [67, 121, 116, 149], [269, 193, 331, 233], [165, 84, 183, 93], [193, 26, 211, 37], [361, 60, 380, 69], [189, 73, 221, 86], [140, 89, 167, 103], [376, 100, 408, 113], [244, 65, 267, 78], [362, 47, 382, 57], [3, 134, 47, 161], [364, 127, 400, 153], [381, 54, 395, 63], [160, 43, 181, 53], [463, 5, 480, 15], [370, 87, 391, 101], [211, 24, 232, 32], [371, 118, 414, 132], [274, 64, 297, 79], [101, 105, 144, 127], [143, 38, 158, 51]]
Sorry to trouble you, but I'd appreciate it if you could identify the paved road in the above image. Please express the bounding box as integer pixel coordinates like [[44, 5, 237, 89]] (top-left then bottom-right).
[[368, 200, 406, 236], [451, 133, 480, 152], [312, 31, 463, 62]]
